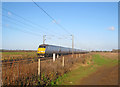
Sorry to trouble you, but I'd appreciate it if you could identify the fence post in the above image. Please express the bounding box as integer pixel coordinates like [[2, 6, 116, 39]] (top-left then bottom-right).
[[18, 62, 20, 78], [62, 56, 64, 67], [72, 54, 73, 58], [79, 54, 80, 58], [57, 54, 59, 58], [38, 59, 41, 76], [76, 54, 77, 58], [53, 53, 55, 62]]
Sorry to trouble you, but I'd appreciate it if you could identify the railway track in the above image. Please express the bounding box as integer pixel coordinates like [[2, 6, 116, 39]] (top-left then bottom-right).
[[1, 53, 84, 66], [1, 57, 53, 66]]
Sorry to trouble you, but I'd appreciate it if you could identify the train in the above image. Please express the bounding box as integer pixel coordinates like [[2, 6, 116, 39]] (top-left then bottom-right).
[[37, 44, 89, 57]]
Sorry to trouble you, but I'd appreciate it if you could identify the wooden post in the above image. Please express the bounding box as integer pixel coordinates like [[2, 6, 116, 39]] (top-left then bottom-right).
[[79, 54, 80, 58], [72, 54, 73, 58], [53, 53, 55, 62], [38, 59, 41, 76], [76, 54, 77, 58], [72, 35, 74, 58], [19, 62, 20, 78], [62, 56, 64, 67], [57, 54, 59, 58]]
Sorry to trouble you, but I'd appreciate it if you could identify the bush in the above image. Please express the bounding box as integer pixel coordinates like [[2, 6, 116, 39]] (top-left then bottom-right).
[[2, 54, 90, 86]]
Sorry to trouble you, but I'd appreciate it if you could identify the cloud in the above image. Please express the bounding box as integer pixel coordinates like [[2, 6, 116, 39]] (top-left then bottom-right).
[[8, 12, 12, 16], [108, 26, 115, 31]]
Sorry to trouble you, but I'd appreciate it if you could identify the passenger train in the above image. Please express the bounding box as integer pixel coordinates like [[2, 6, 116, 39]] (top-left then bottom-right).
[[37, 44, 88, 57]]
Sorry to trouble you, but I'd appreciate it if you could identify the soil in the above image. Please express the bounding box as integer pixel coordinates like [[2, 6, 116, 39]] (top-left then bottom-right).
[[79, 65, 118, 85]]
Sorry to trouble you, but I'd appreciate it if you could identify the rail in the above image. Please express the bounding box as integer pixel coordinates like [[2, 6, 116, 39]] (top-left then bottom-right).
[[1, 57, 53, 67]]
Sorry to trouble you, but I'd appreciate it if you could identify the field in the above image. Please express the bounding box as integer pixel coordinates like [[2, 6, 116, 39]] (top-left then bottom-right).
[[1, 51, 37, 61], [1, 51, 119, 86]]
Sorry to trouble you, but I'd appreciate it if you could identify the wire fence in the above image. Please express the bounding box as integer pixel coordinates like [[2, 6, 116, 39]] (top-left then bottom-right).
[[2, 58, 38, 85], [2, 53, 91, 85]]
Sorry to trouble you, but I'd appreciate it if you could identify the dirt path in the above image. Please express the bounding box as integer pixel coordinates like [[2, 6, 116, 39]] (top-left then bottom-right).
[[79, 65, 118, 85], [57, 53, 118, 85]]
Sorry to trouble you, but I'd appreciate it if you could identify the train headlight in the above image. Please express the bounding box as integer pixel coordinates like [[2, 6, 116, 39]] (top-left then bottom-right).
[[41, 51, 45, 52], [39, 51, 45, 52]]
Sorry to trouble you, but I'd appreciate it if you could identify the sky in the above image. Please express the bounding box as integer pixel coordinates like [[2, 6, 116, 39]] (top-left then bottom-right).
[[2, 2, 118, 51]]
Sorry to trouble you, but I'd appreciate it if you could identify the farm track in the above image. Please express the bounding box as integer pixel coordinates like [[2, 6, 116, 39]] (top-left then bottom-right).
[[79, 65, 118, 85]]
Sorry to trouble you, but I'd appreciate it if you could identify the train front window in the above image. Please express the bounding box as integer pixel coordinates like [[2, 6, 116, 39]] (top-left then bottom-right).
[[39, 46, 46, 48]]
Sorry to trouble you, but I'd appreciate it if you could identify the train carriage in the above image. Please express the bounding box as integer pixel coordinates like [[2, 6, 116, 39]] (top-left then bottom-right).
[[37, 44, 88, 57]]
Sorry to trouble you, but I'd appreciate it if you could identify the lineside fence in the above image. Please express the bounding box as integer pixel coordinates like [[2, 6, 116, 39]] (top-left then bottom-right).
[[2, 53, 91, 85]]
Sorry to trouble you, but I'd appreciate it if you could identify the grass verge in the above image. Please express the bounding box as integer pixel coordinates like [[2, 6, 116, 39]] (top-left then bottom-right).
[[55, 54, 118, 85]]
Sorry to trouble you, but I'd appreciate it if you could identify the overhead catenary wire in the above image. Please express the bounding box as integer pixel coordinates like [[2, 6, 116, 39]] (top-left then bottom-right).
[[3, 24, 42, 37], [3, 18, 44, 36], [1, 14, 49, 35], [3, 8, 60, 35], [31, 0, 74, 48], [2, 14, 64, 39], [3, 4, 88, 51], [2, 13, 71, 41], [2, 14, 70, 43], [32, 0, 71, 35], [3, 4, 76, 49], [2, 14, 61, 37]]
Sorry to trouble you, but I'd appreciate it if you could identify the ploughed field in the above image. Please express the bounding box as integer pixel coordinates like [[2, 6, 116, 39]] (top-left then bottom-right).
[[1, 51, 119, 86]]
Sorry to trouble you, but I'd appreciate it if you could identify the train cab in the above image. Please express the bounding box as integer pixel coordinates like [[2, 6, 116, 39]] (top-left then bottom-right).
[[37, 44, 46, 57]]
